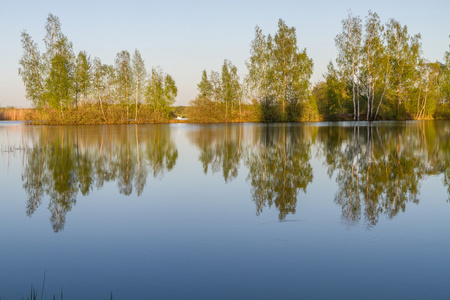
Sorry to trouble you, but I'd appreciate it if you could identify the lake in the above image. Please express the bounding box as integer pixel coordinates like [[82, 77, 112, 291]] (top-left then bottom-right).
[[1, 121, 449, 299]]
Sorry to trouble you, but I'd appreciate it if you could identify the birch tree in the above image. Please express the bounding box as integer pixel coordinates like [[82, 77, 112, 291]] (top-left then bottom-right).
[[92, 57, 107, 122], [197, 70, 213, 99], [247, 26, 271, 99], [335, 12, 362, 121], [247, 19, 313, 121], [43, 14, 75, 113], [361, 11, 387, 120], [221, 60, 236, 121], [115, 50, 133, 121], [18, 31, 45, 109], [385, 19, 422, 117], [442, 44, 450, 103], [132, 49, 147, 120], [146, 67, 177, 122], [75, 51, 91, 107]]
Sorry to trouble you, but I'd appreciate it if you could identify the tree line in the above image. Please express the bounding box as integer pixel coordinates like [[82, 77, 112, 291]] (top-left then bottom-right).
[[19, 12, 450, 123], [315, 11, 450, 120], [188, 19, 317, 122], [19, 14, 177, 124], [189, 12, 450, 122]]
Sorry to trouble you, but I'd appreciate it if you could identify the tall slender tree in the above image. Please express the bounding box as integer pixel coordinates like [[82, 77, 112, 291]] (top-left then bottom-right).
[[197, 70, 213, 99], [335, 12, 362, 120], [361, 11, 385, 120], [92, 57, 107, 122], [132, 49, 146, 121], [146, 67, 177, 122], [75, 51, 91, 107], [19, 31, 45, 109], [385, 19, 422, 117], [247, 19, 313, 121], [442, 43, 450, 103], [43, 14, 75, 114], [115, 50, 133, 121], [210, 70, 222, 104], [247, 26, 270, 99], [221, 60, 235, 121]]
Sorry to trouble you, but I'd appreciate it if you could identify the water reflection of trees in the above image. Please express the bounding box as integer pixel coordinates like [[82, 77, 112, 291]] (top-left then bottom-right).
[[245, 125, 314, 220], [188, 122, 450, 224], [318, 121, 450, 226], [19, 121, 450, 230], [188, 124, 315, 220], [21, 125, 178, 232], [188, 125, 244, 182]]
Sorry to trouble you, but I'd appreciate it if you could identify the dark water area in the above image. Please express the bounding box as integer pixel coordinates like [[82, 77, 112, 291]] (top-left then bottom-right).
[[1, 121, 449, 299]]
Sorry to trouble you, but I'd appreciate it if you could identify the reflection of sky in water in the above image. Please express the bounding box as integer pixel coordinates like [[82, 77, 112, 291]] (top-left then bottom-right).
[[0, 121, 449, 299]]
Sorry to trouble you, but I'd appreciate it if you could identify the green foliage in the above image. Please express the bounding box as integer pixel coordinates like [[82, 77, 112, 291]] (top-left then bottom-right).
[[316, 11, 445, 121], [43, 14, 75, 112], [197, 70, 213, 98], [335, 12, 362, 120], [189, 59, 245, 122], [132, 49, 147, 120], [75, 51, 91, 106], [18, 13, 450, 124], [45, 51, 74, 110], [246, 19, 313, 121], [115, 50, 133, 107], [18, 31, 45, 109], [146, 67, 178, 122], [187, 97, 224, 123], [440, 43, 450, 105], [19, 14, 177, 124]]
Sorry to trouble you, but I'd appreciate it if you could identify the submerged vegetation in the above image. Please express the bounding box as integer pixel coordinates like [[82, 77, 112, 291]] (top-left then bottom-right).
[[18, 12, 450, 124]]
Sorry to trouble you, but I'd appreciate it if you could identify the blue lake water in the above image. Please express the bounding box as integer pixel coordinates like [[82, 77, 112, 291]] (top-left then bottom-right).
[[0, 121, 449, 299]]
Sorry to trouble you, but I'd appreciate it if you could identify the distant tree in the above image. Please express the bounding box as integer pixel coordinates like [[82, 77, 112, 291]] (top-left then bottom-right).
[[18, 31, 45, 109], [43, 13, 75, 114], [273, 19, 313, 119], [104, 64, 116, 105], [43, 14, 64, 73], [229, 63, 243, 120], [247, 19, 313, 121], [221, 60, 236, 121], [384, 18, 422, 117], [188, 69, 223, 123], [197, 69, 213, 98], [442, 43, 450, 103], [115, 50, 133, 121], [146, 67, 177, 122], [92, 57, 107, 122], [247, 26, 270, 99], [335, 12, 363, 120], [132, 49, 147, 120], [45, 42, 74, 113], [361, 11, 386, 120], [75, 51, 91, 107], [210, 70, 222, 104]]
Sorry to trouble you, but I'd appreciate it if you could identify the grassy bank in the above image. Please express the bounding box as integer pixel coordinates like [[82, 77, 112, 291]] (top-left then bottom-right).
[[5, 103, 449, 125], [22, 104, 178, 125]]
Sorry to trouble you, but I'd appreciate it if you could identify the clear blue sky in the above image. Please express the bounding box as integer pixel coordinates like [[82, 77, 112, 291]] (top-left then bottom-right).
[[1, 0, 449, 107]]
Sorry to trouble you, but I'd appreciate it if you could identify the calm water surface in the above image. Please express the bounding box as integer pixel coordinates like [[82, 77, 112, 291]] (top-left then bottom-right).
[[0, 121, 449, 299]]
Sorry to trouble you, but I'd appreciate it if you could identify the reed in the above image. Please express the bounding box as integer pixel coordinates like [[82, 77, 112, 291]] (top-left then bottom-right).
[[0, 108, 32, 121]]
